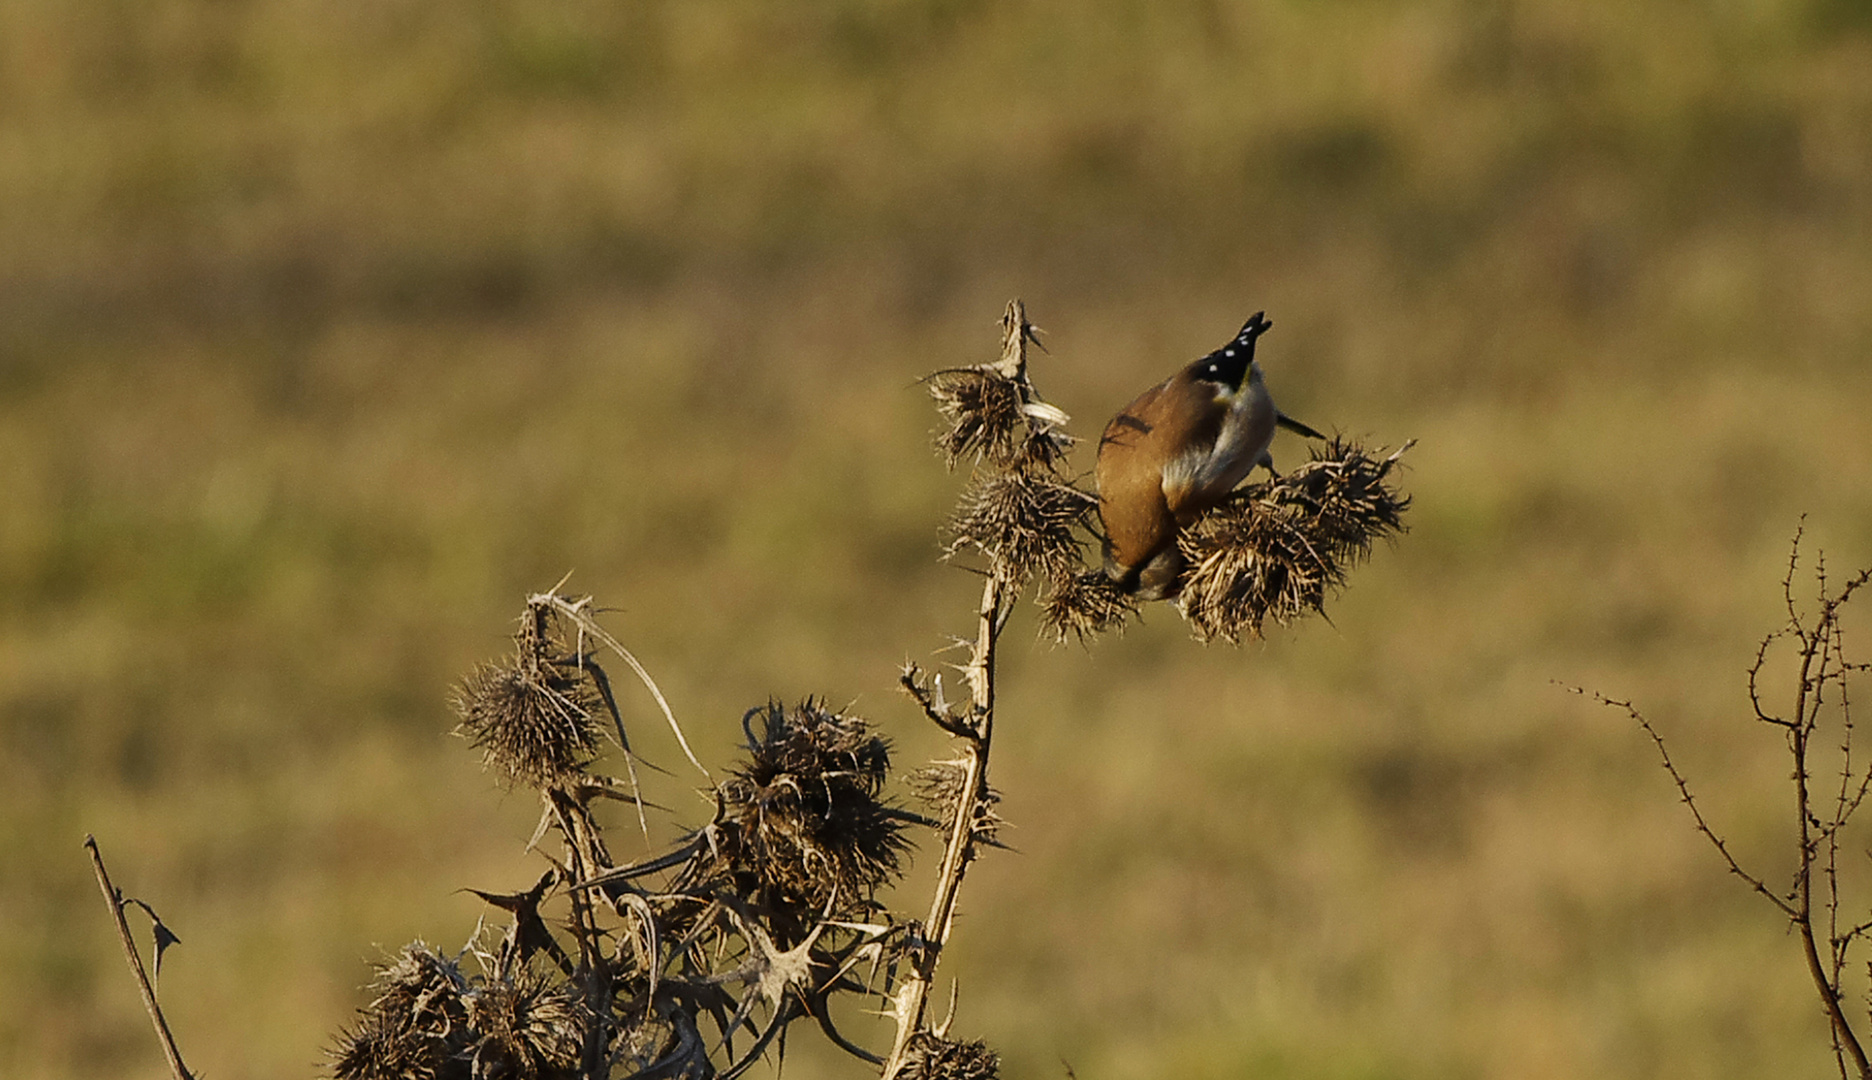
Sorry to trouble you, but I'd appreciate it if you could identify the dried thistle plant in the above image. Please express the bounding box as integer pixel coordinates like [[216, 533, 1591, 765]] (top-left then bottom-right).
[[708, 700, 913, 929], [307, 301, 1406, 1080], [931, 302, 1089, 597], [1178, 438, 1414, 643], [327, 592, 933, 1080], [896, 1032, 1001, 1080], [452, 605, 603, 789]]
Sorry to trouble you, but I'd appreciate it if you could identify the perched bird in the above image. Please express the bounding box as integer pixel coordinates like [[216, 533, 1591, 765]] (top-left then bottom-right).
[[1095, 313, 1324, 600]]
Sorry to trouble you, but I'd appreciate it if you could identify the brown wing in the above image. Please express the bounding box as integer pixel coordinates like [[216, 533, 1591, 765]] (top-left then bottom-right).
[[1095, 375, 1222, 577]]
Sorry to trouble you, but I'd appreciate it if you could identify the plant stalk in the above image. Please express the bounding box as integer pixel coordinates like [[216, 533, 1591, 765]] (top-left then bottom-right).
[[882, 572, 1005, 1077], [85, 835, 194, 1080]]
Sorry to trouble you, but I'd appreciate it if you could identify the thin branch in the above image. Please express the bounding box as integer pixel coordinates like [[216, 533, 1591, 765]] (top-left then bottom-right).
[[1569, 687, 1793, 916], [85, 836, 194, 1080]]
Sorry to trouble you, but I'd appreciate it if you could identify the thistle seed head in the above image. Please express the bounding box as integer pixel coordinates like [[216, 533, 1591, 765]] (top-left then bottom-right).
[[709, 700, 912, 927], [947, 468, 1097, 587], [451, 606, 601, 790], [1179, 438, 1411, 643], [1039, 569, 1137, 643], [898, 1033, 1001, 1080]]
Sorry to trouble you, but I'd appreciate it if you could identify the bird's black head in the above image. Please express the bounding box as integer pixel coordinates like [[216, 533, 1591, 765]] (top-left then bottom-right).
[[1189, 312, 1272, 390]]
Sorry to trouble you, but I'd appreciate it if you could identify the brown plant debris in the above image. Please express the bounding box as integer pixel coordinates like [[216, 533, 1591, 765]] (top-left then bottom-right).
[[452, 607, 601, 789], [929, 368, 1025, 469], [708, 700, 913, 927], [328, 943, 584, 1080], [1040, 569, 1138, 643], [946, 467, 1097, 586], [897, 1032, 1001, 1080], [1179, 438, 1411, 643], [907, 761, 1003, 848], [327, 944, 471, 1080]]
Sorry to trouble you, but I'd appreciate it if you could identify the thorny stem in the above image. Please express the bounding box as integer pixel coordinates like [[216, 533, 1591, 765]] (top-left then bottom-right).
[[883, 572, 1006, 1078], [1789, 710, 1869, 1080], [879, 302, 1037, 1077], [1793, 567, 1872, 1080], [85, 836, 194, 1080]]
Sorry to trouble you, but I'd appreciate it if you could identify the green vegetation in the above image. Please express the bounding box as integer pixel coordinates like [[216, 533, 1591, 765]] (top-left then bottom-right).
[[2, 1, 1870, 1077]]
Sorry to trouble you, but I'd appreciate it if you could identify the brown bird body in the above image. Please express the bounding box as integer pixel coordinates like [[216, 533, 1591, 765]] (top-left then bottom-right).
[[1096, 314, 1321, 600]]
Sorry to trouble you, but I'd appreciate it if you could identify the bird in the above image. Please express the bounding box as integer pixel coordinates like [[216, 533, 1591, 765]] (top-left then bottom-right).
[[1095, 312, 1324, 601]]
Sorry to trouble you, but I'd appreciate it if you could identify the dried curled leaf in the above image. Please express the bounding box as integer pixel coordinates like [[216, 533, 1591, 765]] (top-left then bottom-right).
[[1179, 438, 1411, 643]]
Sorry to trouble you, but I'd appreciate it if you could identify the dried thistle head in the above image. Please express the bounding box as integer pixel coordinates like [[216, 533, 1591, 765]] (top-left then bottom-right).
[[460, 968, 585, 1080], [930, 368, 1025, 468], [1039, 569, 1137, 643], [451, 605, 601, 789], [946, 468, 1097, 587], [710, 700, 912, 927], [1178, 438, 1411, 643], [329, 1011, 448, 1080], [898, 1032, 1001, 1080], [329, 943, 471, 1080], [929, 300, 1074, 472]]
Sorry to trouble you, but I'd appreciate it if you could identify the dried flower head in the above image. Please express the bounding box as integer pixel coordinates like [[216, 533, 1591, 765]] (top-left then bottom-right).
[[460, 969, 585, 1080], [1179, 439, 1411, 642], [710, 700, 912, 926], [329, 943, 471, 1080], [947, 468, 1097, 586], [898, 1032, 1001, 1080], [452, 606, 601, 789], [930, 367, 1025, 468], [928, 300, 1072, 472], [1039, 569, 1137, 643]]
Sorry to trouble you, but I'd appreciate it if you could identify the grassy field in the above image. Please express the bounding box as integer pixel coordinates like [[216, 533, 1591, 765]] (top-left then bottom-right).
[[4, 1, 1872, 1077]]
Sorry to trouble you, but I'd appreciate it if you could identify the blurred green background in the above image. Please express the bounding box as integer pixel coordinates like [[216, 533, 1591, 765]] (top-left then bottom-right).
[[4, 1, 1872, 1077]]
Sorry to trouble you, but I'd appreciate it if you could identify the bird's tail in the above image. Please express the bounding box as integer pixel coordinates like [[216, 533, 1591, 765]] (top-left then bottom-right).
[[1276, 412, 1326, 440]]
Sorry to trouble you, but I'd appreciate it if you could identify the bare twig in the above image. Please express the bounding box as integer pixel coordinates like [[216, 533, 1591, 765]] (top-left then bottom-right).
[[85, 835, 193, 1080], [1569, 688, 1793, 916], [1592, 530, 1872, 1080]]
